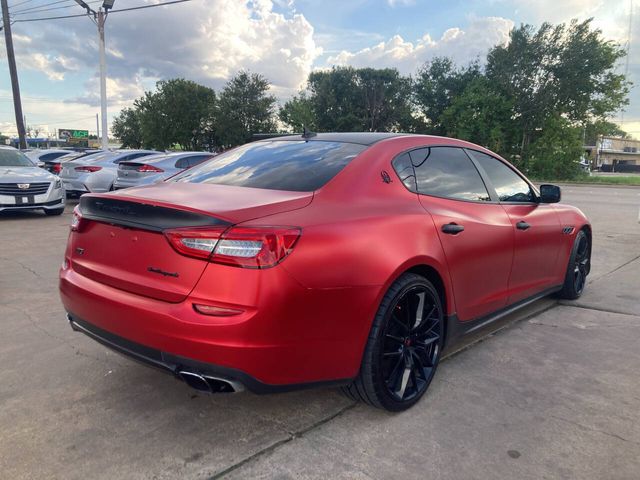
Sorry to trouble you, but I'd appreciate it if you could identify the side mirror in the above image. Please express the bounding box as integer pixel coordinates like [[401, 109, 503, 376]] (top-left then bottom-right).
[[539, 184, 561, 203]]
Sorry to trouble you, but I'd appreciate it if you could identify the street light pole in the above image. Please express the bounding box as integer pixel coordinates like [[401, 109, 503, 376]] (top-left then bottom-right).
[[97, 9, 108, 149], [75, 1, 114, 150]]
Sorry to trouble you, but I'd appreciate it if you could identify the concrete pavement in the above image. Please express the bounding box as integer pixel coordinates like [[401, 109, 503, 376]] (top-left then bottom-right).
[[0, 184, 638, 479]]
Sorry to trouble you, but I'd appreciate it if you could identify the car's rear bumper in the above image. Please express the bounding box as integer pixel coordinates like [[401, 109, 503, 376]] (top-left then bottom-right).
[[59, 263, 379, 387], [66, 313, 351, 394]]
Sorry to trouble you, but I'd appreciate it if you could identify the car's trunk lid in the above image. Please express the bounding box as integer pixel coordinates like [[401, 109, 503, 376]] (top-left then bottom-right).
[[117, 162, 154, 180], [71, 184, 312, 302]]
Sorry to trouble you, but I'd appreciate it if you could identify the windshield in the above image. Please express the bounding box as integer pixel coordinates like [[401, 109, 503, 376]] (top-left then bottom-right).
[[0, 149, 35, 167], [171, 140, 366, 192]]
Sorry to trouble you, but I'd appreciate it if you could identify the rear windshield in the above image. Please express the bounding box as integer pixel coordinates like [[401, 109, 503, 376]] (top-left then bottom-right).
[[171, 140, 366, 192], [0, 149, 34, 167]]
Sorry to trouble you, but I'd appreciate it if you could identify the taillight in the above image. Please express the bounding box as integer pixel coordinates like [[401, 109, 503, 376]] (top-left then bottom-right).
[[137, 164, 164, 173], [52, 163, 62, 174], [214, 227, 301, 268], [164, 226, 227, 260], [75, 166, 102, 173], [70, 206, 86, 232], [164, 226, 301, 268]]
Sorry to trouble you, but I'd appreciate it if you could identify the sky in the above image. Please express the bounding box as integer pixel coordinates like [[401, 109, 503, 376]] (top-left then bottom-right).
[[0, 0, 637, 139]]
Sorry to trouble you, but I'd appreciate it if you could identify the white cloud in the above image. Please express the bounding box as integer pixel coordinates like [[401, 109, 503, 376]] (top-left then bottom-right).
[[387, 0, 415, 6], [11, 0, 321, 101], [326, 17, 515, 72]]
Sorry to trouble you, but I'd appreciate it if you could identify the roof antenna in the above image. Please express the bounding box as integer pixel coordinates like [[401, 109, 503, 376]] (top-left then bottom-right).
[[302, 125, 317, 139]]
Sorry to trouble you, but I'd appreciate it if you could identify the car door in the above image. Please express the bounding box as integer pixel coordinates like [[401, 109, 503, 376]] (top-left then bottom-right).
[[466, 150, 562, 304], [406, 146, 514, 322]]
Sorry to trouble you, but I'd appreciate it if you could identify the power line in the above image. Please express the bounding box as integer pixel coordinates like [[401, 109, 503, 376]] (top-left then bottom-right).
[[9, 0, 38, 9], [12, 0, 101, 16], [11, 0, 75, 15], [14, 0, 194, 22]]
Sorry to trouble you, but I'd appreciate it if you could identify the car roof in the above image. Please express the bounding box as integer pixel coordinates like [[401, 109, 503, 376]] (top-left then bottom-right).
[[136, 151, 212, 162], [262, 132, 411, 146]]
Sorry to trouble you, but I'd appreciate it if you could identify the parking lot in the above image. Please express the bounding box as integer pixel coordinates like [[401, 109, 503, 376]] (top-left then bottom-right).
[[1, 184, 639, 479]]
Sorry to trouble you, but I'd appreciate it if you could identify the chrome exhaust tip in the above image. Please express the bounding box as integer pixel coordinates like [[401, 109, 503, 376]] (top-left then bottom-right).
[[178, 371, 242, 393], [178, 371, 213, 393]]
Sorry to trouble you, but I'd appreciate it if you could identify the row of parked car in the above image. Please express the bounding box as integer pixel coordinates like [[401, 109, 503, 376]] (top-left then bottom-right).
[[0, 146, 216, 216], [25, 148, 216, 194]]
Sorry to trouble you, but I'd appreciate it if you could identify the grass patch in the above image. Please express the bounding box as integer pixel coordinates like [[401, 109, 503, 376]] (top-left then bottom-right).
[[532, 175, 640, 186]]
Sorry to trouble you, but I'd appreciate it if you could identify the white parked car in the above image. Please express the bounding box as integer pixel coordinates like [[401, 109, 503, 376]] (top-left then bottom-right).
[[0, 146, 65, 215], [59, 149, 159, 196], [25, 149, 71, 168]]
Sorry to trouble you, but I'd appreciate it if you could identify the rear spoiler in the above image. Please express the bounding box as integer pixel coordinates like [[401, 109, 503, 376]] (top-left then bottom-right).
[[79, 196, 229, 232]]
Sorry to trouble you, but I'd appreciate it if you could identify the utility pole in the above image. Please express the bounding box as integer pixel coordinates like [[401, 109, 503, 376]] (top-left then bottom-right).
[[97, 9, 108, 149], [1, 0, 27, 149], [96, 113, 100, 140], [75, 1, 115, 150]]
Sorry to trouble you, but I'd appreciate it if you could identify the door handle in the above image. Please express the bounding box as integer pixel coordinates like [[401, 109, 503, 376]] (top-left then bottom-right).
[[516, 221, 531, 230], [442, 223, 465, 235]]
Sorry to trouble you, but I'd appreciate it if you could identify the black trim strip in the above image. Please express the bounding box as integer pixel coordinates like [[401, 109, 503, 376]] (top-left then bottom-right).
[[67, 314, 353, 394], [79, 196, 229, 232], [445, 285, 562, 346]]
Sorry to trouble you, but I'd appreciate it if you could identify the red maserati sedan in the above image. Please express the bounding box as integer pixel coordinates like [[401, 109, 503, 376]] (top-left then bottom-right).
[[60, 133, 591, 411]]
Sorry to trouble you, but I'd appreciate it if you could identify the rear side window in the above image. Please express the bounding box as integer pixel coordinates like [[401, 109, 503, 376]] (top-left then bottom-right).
[[467, 150, 534, 203], [174, 157, 191, 169], [392, 152, 417, 191], [40, 152, 68, 161], [410, 147, 490, 202], [187, 155, 211, 167], [172, 141, 366, 192]]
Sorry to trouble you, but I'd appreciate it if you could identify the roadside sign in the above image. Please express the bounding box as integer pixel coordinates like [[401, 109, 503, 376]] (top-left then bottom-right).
[[58, 129, 89, 140]]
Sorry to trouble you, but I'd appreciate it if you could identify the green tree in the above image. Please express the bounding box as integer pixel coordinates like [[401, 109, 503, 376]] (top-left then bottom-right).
[[279, 92, 316, 132], [414, 57, 482, 135], [307, 67, 364, 131], [486, 19, 630, 167], [441, 77, 514, 153], [527, 115, 584, 179], [216, 71, 277, 147], [305, 67, 415, 132], [112, 107, 143, 148], [583, 119, 628, 145], [136, 79, 216, 150], [358, 68, 415, 132]]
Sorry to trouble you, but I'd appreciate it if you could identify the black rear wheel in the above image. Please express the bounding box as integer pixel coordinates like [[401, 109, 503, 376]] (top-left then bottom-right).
[[558, 229, 590, 300], [341, 273, 444, 411]]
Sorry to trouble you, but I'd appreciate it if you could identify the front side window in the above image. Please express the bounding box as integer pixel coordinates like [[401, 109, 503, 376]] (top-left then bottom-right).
[[171, 141, 366, 192], [467, 150, 534, 203], [410, 147, 490, 202]]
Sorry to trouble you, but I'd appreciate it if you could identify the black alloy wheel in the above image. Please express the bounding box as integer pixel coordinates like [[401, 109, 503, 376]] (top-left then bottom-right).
[[558, 229, 590, 300], [573, 233, 590, 295], [382, 285, 441, 402], [341, 273, 444, 411]]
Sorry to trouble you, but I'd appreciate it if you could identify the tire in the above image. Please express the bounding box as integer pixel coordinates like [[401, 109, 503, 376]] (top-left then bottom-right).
[[341, 273, 444, 411], [557, 229, 590, 300], [44, 207, 65, 216]]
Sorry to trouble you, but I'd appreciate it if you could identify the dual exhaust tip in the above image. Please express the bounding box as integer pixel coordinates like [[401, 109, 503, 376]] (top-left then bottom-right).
[[177, 370, 243, 394]]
